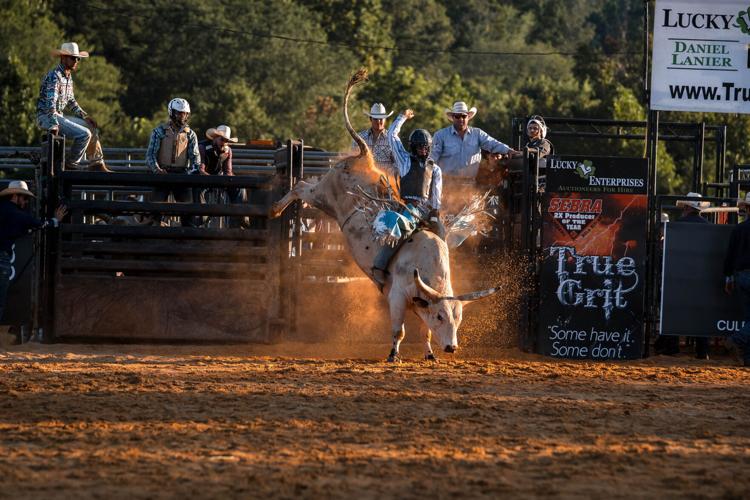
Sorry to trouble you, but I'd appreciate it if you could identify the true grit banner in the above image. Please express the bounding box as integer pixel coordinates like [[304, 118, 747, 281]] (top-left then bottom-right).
[[651, 0, 750, 113], [536, 156, 649, 360]]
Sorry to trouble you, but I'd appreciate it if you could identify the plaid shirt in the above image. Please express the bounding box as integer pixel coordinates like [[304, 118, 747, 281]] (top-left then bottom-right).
[[145, 123, 201, 173], [35, 64, 86, 128]]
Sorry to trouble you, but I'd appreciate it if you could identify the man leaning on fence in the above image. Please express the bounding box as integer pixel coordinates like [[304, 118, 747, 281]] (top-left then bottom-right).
[[724, 193, 750, 367], [0, 181, 67, 323], [36, 42, 110, 172], [145, 98, 200, 227], [197, 125, 246, 228]]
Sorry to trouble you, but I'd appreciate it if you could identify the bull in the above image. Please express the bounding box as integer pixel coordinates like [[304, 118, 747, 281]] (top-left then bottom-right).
[[269, 69, 499, 362]]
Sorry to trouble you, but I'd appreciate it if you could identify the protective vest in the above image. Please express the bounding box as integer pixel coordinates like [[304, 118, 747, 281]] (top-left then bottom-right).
[[400, 156, 434, 202], [158, 124, 190, 168]]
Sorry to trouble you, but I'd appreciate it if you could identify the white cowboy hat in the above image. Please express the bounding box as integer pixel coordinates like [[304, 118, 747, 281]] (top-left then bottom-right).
[[51, 42, 89, 58], [0, 180, 35, 198], [445, 101, 477, 121], [675, 192, 711, 211], [363, 103, 393, 119], [206, 125, 238, 142], [738, 192, 750, 207]]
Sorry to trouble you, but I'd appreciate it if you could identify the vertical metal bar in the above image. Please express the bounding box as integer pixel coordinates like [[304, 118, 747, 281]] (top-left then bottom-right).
[[644, 110, 659, 358], [693, 122, 705, 193], [719, 125, 727, 186], [643, 0, 650, 101]]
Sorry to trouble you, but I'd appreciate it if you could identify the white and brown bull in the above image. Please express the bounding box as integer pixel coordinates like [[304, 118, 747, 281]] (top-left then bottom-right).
[[269, 69, 499, 361]]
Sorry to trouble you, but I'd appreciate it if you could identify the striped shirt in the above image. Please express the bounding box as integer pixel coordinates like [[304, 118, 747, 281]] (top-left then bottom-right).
[[351, 118, 405, 171], [35, 64, 86, 128], [145, 123, 201, 173]]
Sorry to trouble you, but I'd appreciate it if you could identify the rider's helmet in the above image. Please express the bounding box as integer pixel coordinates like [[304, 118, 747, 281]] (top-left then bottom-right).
[[167, 98, 191, 127], [408, 129, 432, 159]]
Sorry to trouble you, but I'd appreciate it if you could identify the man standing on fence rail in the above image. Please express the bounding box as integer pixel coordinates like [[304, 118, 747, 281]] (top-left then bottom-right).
[[0, 181, 66, 323], [197, 125, 246, 228], [724, 193, 750, 367], [36, 42, 110, 172], [353, 103, 403, 172], [145, 98, 200, 227]]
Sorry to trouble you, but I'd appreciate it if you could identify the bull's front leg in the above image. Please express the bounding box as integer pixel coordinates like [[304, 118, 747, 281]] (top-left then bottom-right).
[[387, 298, 406, 363], [269, 180, 317, 218], [420, 323, 437, 362]]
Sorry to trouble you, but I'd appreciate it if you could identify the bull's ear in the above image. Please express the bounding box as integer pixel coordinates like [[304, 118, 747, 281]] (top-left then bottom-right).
[[412, 297, 429, 308]]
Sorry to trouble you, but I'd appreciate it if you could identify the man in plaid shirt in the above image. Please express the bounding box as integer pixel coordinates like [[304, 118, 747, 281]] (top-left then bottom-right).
[[36, 42, 109, 171]]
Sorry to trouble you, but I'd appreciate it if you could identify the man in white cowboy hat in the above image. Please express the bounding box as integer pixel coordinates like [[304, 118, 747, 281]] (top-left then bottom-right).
[[145, 97, 201, 227], [352, 102, 404, 172], [0, 181, 67, 322], [197, 125, 246, 228], [36, 42, 110, 172], [723, 192, 750, 366], [429, 101, 518, 179], [657, 192, 713, 358]]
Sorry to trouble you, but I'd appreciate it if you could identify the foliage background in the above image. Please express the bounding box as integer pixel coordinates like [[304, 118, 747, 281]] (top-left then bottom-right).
[[1, 0, 747, 193]]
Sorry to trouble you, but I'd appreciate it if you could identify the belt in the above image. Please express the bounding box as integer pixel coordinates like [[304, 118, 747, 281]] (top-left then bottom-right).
[[164, 166, 188, 173]]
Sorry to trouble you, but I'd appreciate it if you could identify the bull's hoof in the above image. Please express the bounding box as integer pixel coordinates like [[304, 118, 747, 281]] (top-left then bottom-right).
[[424, 353, 438, 362], [386, 349, 401, 363], [268, 205, 281, 218]]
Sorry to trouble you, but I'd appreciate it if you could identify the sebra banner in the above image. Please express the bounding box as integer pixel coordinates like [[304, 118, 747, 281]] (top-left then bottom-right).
[[651, 0, 750, 113], [537, 156, 649, 361]]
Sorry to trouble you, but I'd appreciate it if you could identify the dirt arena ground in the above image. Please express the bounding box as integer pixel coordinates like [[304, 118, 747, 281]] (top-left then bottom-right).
[[1, 341, 749, 499]]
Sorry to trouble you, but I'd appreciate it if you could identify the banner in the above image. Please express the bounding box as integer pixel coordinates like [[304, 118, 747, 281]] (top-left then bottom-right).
[[651, 0, 750, 113], [536, 156, 649, 360], [660, 222, 743, 336]]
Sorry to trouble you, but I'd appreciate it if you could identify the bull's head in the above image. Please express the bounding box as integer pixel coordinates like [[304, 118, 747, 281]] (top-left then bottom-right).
[[411, 269, 499, 354]]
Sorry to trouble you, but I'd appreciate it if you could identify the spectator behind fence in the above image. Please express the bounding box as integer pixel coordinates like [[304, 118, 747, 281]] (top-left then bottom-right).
[[36, 42, 110, 172], [0, 181, 67, 322], [197, 125, 246, 228], [723, 193, 750, 367], [655, 193, 712, 359], [352, 103, 402, 173], [525, 115, 553, 159], [145, 98, 200, 227], [429, 101, 518, 180]]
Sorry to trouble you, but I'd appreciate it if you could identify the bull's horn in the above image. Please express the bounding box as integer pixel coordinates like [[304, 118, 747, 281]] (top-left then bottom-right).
[[413, 269, 443, 303], [451, 287, 500, 303], [344, 68, 370, 158]]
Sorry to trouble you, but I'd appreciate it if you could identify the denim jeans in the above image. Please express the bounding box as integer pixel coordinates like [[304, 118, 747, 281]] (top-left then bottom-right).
[[0, 252, 11, 323], [732, 269, 750, 363], [37, 115, 103, 166]]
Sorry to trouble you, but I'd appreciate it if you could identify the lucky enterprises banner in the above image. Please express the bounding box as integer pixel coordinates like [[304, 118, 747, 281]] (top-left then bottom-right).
[[651, 0, 750, 113], [536, 156, 649, 360]]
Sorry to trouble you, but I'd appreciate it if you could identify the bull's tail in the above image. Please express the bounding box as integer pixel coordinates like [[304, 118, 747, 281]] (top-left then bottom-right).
[[344, 68, 370, 158]]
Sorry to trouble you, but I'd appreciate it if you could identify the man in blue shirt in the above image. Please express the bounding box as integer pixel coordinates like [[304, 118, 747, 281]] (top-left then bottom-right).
[[429, 101, 518, 180], [0, 181, 66, 322]]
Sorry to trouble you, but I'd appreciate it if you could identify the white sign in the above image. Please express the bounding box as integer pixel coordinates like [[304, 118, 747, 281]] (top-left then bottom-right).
[[651, 0, 750, 113]]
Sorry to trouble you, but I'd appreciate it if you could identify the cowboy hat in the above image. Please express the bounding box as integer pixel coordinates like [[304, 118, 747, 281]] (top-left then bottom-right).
[[363, 103, 393, 119], [50, 42, 89, 58], [738, 192, 750, 207], [675, 192, 711, 211], [0, 180, 35, 198], [206, 125, 238, 142], [445, 101, 477, 121]]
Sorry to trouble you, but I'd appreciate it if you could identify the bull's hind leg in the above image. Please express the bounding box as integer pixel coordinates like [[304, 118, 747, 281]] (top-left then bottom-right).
[[421, 323, 437, 362], [387, 299, 406, 363], [269, 180, 317, 218]]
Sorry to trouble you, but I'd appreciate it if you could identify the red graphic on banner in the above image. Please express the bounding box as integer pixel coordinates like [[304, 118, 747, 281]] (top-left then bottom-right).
[[548, 196, 603, 239]]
